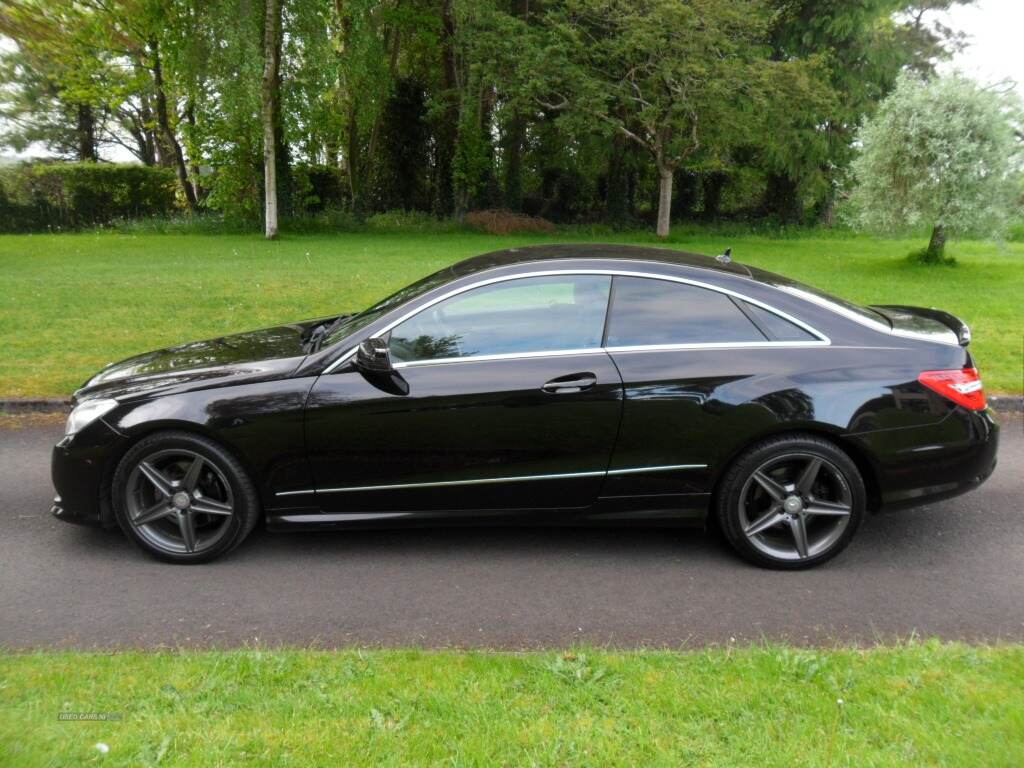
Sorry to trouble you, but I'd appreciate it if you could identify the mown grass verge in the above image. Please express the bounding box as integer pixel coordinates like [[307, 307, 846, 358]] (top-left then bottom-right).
[[0, 230, 1021, 397], [2, 643, 1022, 766]]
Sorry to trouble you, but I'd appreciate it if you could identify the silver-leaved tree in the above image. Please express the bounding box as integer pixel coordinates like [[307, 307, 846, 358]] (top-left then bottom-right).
[[849, 72, 1022, 263]]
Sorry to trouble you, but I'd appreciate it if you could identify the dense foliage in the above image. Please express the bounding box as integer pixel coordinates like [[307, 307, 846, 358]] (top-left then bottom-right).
[[0, 0, 981, 234]]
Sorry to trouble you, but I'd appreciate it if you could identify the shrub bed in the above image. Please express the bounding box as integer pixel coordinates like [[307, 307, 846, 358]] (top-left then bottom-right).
[[465, 209, 557, 235]]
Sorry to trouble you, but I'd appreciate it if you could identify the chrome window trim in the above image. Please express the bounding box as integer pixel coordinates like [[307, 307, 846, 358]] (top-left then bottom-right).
[[775, 285, 961, 347], [323, 268, 831, 373], [275, 463, 707, 497], [604, 340, 826, 354], [389, 341, 828, 370]]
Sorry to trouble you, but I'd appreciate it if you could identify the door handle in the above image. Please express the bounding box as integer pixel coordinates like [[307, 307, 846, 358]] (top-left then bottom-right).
[[542, 372, 598, 394]]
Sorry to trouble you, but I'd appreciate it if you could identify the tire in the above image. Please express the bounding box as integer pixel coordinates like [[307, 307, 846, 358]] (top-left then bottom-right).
[[111, 431, 260, 564], [716, 434, 865, 570]]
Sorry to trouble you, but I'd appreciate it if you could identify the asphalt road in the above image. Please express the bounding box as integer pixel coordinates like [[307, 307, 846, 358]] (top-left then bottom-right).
[[1, 416, 1021, 650]]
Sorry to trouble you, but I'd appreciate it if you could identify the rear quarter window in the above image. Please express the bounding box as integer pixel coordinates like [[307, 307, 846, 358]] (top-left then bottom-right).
[[605, 277, 766, 346], [740, 301, 818, 342]]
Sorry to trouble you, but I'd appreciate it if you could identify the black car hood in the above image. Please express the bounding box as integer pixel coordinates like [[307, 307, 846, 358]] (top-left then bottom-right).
[[74, 319, 329, 404]]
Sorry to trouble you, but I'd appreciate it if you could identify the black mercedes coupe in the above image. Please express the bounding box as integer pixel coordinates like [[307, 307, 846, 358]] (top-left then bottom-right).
[[52, 245, 999, 568]]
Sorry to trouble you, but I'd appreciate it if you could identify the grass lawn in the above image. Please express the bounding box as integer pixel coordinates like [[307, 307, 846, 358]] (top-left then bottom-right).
[[0, 230, 1021, 397], [2, 643, 1023, 767]]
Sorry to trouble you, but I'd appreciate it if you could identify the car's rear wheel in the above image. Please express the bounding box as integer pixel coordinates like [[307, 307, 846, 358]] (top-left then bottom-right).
[[111, 431, 259, 563], [716, 434, 865, 569]]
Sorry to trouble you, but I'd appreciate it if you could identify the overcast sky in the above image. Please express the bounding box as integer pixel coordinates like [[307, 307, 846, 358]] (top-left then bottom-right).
[[937, 0, 1024, 91]]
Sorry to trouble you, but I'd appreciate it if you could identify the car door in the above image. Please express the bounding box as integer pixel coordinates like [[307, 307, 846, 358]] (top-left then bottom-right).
[[600, 275, 824, 500], [303, 274, 624, 517]]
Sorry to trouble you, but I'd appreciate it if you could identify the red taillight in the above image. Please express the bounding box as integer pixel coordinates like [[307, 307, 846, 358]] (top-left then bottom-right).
[[918, 367, 987, 410]]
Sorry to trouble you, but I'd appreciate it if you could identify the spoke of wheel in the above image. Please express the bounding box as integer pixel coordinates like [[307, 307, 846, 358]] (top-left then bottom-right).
[[788, 514, 810, 558], [191, 495, 232, 517], [178, 510, 197, 553], [744, 504, 785, 536], [752, 471, 786, 502], [795, 457, 823, 496], [181, 457, 205, 493], [804, 498, 852, 516], [138, 461, 173, 498], [133, 500, 175, 526]]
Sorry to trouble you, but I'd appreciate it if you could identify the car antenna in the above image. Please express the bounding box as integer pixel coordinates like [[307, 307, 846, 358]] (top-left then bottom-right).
[[716, 247, 732, 264]]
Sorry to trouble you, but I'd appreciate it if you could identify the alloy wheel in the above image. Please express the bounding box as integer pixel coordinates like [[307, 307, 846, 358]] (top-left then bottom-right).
[[738, 452, 853, 562], [125, 448, 235, 556]]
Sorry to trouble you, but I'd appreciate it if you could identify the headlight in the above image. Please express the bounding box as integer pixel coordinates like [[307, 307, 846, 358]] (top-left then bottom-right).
[[65, 399, 118, 436]]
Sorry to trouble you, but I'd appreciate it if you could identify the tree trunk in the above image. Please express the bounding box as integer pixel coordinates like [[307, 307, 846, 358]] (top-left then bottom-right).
[[656, 165, 673, 238], [605, 132, 628, 226], [185, 101, 204, 204], [364, 27, 401, 181], [434, 0, 459, 216], [262, 0, 281, 239], [701, 172, 726, 220], [345, 102, 360, 210], [150, 41, 199, 212], [478, 82, 500, 209], [503, 115, 525, 211], [272, 25, 291, 219], [134, 61, 159, 166], [502, 0, 529, 212], [333, 0, 358, 206], [924, 224, 946, 263], [762, 172, 803, 224], [75, 104, 98, 162]]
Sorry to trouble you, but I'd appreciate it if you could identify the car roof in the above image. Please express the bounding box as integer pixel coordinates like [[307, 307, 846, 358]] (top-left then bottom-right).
[[445, 243, 753, 280]]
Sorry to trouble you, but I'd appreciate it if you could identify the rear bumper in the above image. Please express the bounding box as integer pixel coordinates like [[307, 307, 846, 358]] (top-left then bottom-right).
[[851, 407, 999, 512], [50, 418, 127, 528]]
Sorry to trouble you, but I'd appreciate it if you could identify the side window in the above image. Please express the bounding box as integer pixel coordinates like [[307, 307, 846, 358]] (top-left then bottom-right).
[[389, 275, 612, 363], [605, 276, 765, 347], [741, 301, 817, 342]]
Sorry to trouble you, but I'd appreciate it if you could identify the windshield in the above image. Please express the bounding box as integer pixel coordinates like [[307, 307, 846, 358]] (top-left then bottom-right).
[[322, 266, 456, 348]]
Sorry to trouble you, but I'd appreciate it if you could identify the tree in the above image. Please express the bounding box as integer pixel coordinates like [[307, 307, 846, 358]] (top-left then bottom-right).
[[262, 0, 282, 238], [0, 2, 110, 161], [761, 0, 976, 224], [849, 72, 1022, 263], [490, 0, 825, 237], [2, 0, 207, 209]]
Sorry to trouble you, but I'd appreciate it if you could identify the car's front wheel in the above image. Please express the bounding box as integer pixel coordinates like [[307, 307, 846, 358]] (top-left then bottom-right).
[[111, 431, 259, 563], [716, 434, 865, 569]]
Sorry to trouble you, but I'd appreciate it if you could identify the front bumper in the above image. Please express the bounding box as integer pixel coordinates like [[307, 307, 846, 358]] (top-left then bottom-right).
[[852, 407, 1000, 512], [50, 417, 128, 528]]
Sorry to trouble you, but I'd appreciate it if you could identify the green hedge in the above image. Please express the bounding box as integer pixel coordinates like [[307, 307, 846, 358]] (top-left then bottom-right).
[[0, 162, 178, 232]]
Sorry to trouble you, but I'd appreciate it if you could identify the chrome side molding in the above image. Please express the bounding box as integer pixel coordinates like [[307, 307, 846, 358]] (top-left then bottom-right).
[[275, 463, 707, 497]]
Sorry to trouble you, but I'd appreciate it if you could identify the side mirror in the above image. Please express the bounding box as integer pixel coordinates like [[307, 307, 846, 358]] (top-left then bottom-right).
[[355, 337, 394, 374]]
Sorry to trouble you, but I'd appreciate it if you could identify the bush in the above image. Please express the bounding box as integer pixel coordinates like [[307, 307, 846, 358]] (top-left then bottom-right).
[[365, 209, 465, 233], [0, 162, 178, 232], [283, 207, 362, 233], [465, 209, 557, 235], [110, 212, 254, 236]]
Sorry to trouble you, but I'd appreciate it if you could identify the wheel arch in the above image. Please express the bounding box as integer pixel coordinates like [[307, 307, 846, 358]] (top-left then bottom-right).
[[709, 425, 883, 514], [102, 419, 263, 515]]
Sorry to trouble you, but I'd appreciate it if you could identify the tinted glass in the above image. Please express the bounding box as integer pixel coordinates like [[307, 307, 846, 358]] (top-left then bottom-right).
[[605, 277, 764, 346], [746, 265, 890, 326], [742, 302, 817, 341], [389, 275, 611, 363]]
